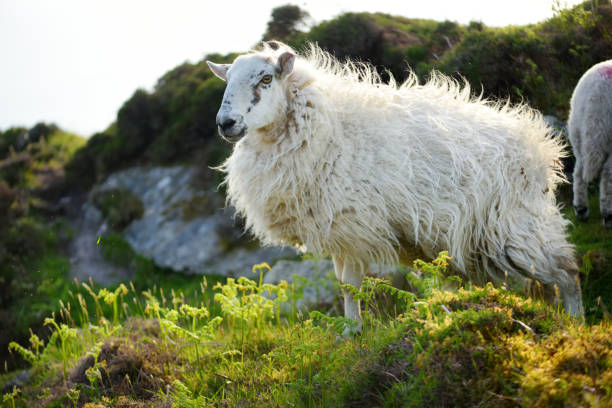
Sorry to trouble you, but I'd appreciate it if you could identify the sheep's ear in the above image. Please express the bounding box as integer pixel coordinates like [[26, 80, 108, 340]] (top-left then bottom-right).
[[207, 61, 230, 81], [275, 52, 295, 77]]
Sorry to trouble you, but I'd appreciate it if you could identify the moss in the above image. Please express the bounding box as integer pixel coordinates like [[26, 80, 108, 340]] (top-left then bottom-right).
[[161, 193, 222, 222], [92, 188, 144, 230], [317, 285, 608, 408], [519, 323, 612, 407]]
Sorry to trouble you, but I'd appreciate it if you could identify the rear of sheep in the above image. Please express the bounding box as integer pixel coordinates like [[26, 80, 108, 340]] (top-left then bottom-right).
[[207, 42, 584, 327], [568, 60, 612, 229]]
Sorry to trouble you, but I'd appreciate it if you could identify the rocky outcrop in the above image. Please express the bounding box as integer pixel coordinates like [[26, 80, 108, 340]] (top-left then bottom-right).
[[70, 203, 134, 286], [75, 165, 295, 282]]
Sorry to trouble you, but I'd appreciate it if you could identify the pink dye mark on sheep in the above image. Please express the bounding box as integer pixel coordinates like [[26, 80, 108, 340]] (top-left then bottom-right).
[[600, 65, 612, 79]]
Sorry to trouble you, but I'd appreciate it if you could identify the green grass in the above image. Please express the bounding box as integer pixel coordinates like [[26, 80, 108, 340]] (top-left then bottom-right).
[[564, 191, 612, 323], [1, 183, 608, 407], [566, 193, 612, 254], [97, 232, 225, 317], [0, 218, 75, 370], [2, 254, 610, 408], [91, 189, 144, 230], [0, 124, 86, 372], [12, 254, 72, 330]]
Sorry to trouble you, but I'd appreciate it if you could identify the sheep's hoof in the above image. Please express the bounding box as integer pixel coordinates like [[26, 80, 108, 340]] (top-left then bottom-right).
[[574, 206, 589, 221], [603, 213, 612, 230]]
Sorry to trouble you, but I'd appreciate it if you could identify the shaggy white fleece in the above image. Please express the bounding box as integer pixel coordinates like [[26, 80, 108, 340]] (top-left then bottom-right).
[[212, 42, 583, 320]]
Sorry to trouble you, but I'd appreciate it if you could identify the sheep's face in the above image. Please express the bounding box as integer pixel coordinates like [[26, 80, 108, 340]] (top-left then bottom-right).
[[207, 52, 295, 143]]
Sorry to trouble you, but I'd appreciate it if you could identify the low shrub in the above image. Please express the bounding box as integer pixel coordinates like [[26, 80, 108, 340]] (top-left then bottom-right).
[[91, 188, 144, 230]]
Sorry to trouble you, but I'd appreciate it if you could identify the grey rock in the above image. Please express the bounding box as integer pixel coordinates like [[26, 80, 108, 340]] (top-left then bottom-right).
[[77, 165, 295, 281], [214, 247, 298, 278], [369, 263, 411, 289], [70, 202, 133, 286], [264, 259, 337, 312]]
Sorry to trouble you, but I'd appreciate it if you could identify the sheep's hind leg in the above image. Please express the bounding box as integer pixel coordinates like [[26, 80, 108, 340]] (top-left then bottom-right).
[[600, 155, 612, 229], [333, 256, 364, 335], [332, 256, 344, 282], [573, 156, 590, 221]]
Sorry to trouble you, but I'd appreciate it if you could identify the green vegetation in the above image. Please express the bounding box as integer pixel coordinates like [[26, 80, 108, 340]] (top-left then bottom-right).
[[0, 124, 84, 191], [96, 232, 224, 307], [64, 57, 236, 189], [91, 189, 143, 231], [284, 1, 612, 118], [564, 191, 612, 324], [438, 2, 611, 116], [2, 254, 610, 407], [0, 123, 84, 370], [262, 4, 310, 42], [1, 2, 612, 406]]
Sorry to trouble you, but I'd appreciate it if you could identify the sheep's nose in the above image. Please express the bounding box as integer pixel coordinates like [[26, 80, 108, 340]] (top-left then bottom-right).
[[219, 118, 236, 131]]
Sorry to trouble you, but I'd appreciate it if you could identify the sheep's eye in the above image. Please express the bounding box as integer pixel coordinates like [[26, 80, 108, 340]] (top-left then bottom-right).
[[261, 74, 272, 84]]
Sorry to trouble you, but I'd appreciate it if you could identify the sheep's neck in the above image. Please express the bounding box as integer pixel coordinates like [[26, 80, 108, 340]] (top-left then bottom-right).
[[251, 102, 302, 152]]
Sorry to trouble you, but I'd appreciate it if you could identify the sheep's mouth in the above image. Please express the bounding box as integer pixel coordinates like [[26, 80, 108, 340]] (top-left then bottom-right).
[[218, 126, 247, 143]]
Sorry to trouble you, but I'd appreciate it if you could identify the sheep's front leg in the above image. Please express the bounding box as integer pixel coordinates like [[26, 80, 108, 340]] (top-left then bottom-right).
[[573, 156, 590, 221], [601, 155, 612, 229], [333, 256, 364, 334]]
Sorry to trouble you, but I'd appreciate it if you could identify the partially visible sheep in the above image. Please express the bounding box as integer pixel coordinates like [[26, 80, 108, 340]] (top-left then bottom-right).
[[568, 59, 612, 229], [207, 42, 584, 326]]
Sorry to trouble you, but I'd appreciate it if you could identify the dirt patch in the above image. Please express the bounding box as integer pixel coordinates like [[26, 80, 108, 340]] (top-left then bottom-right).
[[344, 334, 417, 408], [67, 320, 178, 406]]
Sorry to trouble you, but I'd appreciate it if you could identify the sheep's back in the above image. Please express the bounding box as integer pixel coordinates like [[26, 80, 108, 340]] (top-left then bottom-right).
[[331, 87, 565, 272]]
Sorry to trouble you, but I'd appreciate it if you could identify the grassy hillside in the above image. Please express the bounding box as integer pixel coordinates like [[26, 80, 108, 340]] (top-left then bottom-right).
[[3, 256, 611, 407], [0, 124, 86, 370]]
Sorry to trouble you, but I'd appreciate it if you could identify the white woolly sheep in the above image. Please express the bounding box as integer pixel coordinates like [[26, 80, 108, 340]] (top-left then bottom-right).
[[207, 42, 584, 326], [568, 59, 612, 229]]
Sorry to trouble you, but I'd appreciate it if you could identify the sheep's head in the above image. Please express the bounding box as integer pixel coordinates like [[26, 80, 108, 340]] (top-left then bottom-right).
[[207, 51, 295, 143]]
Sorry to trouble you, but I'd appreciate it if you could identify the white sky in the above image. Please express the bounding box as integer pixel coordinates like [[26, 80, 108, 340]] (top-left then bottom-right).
[[0, 0, 583, 137]]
